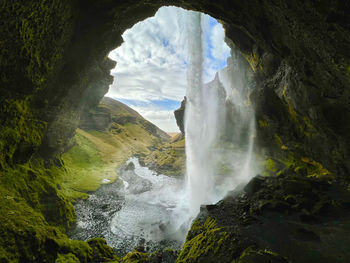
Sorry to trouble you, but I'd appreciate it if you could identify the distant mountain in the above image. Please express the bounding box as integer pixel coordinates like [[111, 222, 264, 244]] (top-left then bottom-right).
[[79, 97, 170, 141]]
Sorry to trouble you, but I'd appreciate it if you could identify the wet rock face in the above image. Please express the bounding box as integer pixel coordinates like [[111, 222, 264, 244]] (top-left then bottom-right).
[[179, 173, 350, 263], [174, 97, 186, 135]]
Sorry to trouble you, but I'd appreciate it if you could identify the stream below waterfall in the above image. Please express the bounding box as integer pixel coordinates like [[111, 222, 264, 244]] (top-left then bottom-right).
[[68, 157, 187, 256]]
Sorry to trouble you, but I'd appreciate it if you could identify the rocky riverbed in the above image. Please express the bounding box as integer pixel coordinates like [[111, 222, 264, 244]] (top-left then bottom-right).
[[69, 157, 187, 256]]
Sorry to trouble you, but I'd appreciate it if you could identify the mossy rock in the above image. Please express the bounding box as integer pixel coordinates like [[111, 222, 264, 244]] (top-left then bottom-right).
[[0, 98, 47, 169], [0, 159, 110, 262], [55, 253, 80, 263], [177, 218, 245, 263], [122, 251, 151, 263], [87, 237, 120, 263], [237, 248, 290, 263], [142, 138, 185, 176]]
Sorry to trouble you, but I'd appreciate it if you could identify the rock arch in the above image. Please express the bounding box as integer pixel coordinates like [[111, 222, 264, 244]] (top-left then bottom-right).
[[1, 1, 350, 262], [1, 0, 349, 177]]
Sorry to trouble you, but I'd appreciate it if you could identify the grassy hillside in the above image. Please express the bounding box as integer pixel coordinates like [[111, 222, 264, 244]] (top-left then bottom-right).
[[141, 134, 186, 176], [57, 97, 169, 200], [101, 97, 170, 140]]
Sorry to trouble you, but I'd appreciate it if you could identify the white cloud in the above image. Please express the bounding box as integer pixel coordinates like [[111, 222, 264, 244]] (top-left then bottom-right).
[[106, 6, 230, 132], [133, 106, 180, 133], [210, 23, 231, 62], [201, 15, 231, 83], [107, 7, 188, 102]]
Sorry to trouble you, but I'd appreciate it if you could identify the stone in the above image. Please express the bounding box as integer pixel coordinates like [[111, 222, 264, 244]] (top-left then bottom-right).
[[244, 175, 265, 195], [174, 97, 186, 135], [125, 162, 135, 171]]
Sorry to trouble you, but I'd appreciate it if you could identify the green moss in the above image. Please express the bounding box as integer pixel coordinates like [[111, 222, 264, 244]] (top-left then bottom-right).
[[88, 237, 120, 262], [178, 217, 291, 263], [238, 247, 290, 263], [277, 152, 332, 180], [55, 253, 80, 263], [122, 251, 150, 263], [1, 0, 74, 89], [0, 157, 123, 262], [263, 158, 278, 176], [243, 49, 262, 72], [56, 238, 92, 262], [177, 218, 239, 263], [0, 97, 47, 169], [0, 186, 59, 261], [258, 119, 269, 127], [262, 151, 333, 181], [332, 59, 350, 83], [282, 86, 315, 138], [282, 86, 298, 123], [0, 160, 75, 228], [303, 116, 313, 131], [142, 138, 185, 176], [274, 134, 288, 150], [300, 156, 333, 180]]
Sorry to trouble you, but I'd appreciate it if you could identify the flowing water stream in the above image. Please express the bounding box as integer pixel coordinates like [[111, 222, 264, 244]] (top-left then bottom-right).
[[70, 157, 186, 255]]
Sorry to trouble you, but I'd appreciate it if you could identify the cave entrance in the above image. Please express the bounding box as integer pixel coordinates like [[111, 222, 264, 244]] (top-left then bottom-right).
[[69, 6, 257, 256], [106, 6, 231, 133]]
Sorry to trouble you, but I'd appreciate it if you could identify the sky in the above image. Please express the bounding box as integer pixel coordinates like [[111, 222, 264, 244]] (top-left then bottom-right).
[[106, 6, 230, 132]]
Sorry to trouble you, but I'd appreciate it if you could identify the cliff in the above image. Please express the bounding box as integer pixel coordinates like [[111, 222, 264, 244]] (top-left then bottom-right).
[[174, 97, 186, 136]]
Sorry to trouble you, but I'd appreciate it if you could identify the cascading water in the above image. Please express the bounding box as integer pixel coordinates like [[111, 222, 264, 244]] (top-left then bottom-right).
[[184, 12, 259, 218], [184, 12, 220, 216]]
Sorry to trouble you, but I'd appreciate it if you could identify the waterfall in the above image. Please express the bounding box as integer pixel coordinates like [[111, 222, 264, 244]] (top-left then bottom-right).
[[184, 12, 258, 218], [184, 12, 216, 216]]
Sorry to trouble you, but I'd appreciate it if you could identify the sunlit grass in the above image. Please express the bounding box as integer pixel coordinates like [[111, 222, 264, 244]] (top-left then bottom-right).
[[57, 125, 161, 200]]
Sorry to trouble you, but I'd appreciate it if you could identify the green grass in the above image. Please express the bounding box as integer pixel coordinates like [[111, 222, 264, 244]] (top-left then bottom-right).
[[56, 123, 163, 200], [143, 138, 185, 176], [55, 130, 106, 199]]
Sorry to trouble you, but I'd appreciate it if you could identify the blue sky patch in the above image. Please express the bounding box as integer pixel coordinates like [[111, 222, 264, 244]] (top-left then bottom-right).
[[204, 17, 228, 72], [117, 98, 181, 111], [107, 7, 230, 131]]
